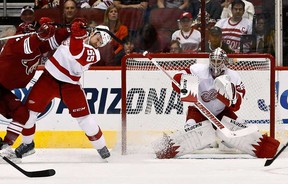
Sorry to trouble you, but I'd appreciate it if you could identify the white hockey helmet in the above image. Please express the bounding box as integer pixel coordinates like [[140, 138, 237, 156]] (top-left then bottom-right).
[[93, 25, 111, 47], [209, 47, 228, 78]]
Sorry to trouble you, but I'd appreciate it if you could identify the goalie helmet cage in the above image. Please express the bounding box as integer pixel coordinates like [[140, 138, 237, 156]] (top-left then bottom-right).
[[121, 53, 275, 155]]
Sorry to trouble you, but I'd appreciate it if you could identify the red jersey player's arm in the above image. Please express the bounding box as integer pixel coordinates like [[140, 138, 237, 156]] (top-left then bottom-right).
[[39, 28, 70, 53], [12, 34, 44, 55]]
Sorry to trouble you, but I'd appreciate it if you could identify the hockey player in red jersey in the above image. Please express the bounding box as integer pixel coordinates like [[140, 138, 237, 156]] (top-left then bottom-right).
[[153, 47, 281, 159], [0, 17, 70, 158], [11, 19, 111, 160]]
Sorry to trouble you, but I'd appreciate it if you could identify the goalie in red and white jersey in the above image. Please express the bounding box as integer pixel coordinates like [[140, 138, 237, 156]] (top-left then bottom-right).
[[1, 18, 111, 160], [153, 47, 280, 159]]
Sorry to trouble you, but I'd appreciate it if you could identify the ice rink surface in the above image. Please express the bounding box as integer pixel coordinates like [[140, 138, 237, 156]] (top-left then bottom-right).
[[1, 149, 288, 184]]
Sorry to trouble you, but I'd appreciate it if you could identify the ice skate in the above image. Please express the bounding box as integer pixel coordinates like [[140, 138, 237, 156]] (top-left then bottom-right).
[[0, 143, 17, 159], [0, 138, 20, 163], [97, 146, 110, 159], [15, 141, 35, 158]]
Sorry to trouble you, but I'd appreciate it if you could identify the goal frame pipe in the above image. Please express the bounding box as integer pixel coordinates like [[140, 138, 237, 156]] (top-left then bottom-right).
[[121, 53, 275, 155]]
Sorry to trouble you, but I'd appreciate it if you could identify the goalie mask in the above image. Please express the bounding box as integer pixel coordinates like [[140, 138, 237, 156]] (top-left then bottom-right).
[[91, 25, 111, 48], [209, 47, 228, 78]]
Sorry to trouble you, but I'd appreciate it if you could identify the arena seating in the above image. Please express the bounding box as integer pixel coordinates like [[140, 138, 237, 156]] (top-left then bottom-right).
[[149, 8, 184, 33], [34, 8, 61, 23], [250, 0, 263, 14], [119, 8, 145, 37], [149, 8, 184, 52], [77, 9, 105, 25]]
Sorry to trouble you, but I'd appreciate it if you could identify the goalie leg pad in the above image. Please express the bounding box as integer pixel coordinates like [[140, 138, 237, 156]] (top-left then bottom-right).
[[152, 121, 216, 159], [253, 134, 280, 158], [216, 124, 263, 156], [221, 116, 248, 131]]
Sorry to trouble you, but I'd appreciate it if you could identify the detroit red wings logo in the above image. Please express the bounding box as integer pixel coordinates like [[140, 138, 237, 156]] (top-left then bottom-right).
[[201, 89, 218, 102], [21, 55, 40, 75]]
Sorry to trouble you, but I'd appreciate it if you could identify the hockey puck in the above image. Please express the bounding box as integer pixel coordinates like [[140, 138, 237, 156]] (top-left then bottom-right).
[[180, 89, 188, 93]]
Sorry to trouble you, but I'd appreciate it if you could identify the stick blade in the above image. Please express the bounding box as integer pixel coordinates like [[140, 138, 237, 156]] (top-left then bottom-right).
[[264, 159, 274, 167], [2, 156, 56, 178], [26, 169, 56, 178], [263, 143, 288, 167]]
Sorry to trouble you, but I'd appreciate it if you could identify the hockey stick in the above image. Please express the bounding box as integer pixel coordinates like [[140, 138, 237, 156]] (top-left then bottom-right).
[[143, 51, 257, 138], [1, 156, 55, 177], [0, 32, 38, 41], [51, 23, 125, 45], [264, 141, 288, 166]]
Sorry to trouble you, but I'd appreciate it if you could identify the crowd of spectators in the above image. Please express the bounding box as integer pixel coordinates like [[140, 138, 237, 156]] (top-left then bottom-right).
[[1, 0, 276, 66]]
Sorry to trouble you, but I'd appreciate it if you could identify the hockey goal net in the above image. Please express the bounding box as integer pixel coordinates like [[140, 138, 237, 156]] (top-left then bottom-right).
[[121, 53, 276, 155]]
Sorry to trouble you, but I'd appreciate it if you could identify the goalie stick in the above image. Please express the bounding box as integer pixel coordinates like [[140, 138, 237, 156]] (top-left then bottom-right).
[[142, 51, 257, 139], [264, 141, 288, 166], [1, 155, 55, 177]]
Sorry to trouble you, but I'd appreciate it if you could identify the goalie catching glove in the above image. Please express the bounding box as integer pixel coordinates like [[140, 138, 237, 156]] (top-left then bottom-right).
[[214, 74, 237, 107]]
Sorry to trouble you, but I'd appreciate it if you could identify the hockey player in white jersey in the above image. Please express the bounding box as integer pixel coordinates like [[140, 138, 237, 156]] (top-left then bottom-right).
[[153, 47, 280, 159], [1, 18, 112, 160]]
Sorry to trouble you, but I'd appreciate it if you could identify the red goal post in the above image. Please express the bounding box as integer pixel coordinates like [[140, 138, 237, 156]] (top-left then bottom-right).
[[121, 53, 275, 155]]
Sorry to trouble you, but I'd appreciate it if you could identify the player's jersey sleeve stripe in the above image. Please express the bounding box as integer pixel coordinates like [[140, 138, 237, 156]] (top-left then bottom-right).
[[49, 56, 81, 81], [24, 38, 33, 54], [48, 36, 59, 50]]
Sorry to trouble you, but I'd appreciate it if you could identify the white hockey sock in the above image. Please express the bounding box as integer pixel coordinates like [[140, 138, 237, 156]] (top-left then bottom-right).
[[22, 134, 34, 144], [90, 136, 106, 150], [77, 115, 107, 150], [23, 111, 38, 129]]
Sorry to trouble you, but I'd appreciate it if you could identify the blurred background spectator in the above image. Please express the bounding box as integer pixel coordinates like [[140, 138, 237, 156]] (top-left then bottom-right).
[[187, 0, 201, 19], [19, 5, 38, 27], [251, 14, 274, 55], [215, 0, 252, 52], [157, 0, 189, 10], [75, 0, 91, 8], [221, 0, 255, 21], [205, 26, 234, 53], [34, 0, 59, 9], [103, 5, 128, 54], [16, 5, 40, 37], [172, 12, 201, 53], [203, 0, 222, 21], [90, 0, 114, 10], [134, 23, 162, 53], [63, 0, 78, 25], [114, 35, 140, 65], [169, 40, 182, 53], [114, 0, 148, 9]]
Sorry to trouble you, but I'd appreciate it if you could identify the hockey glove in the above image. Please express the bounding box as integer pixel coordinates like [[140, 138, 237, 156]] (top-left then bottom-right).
[[214, 75, 236, 107], [39, 17, 54, 25], [17, 22, 36, 33], [71, 20, 88, 39], [37, 23, 55, 41]]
